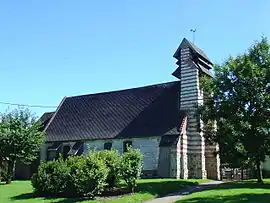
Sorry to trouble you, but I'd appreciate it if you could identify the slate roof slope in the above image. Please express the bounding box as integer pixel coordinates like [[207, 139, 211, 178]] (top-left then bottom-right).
[[39, 112, 55, 130], [189, 40, 212, 65], [45, 81, 186, 142], [173, 38, 212, 65]]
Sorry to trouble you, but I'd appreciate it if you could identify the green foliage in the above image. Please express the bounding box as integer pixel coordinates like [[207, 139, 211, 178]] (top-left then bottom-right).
[[0, 108, 44, 183], [31, 158, 70, 196], [67, 154, 109, 198], [198, 37, 270, 183], [91, 150, 121, 188], [120, 147, 143, 192], [32, 148, 143, 198], [32, 153, 109, 199]]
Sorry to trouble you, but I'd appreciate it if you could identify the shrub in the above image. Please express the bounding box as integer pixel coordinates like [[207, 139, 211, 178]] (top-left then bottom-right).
[[32, 154, 109, 199], [31, 158, 70, 196], [32, 148, 143, 198], [120, 147, 143, 192], [67, 154, 109, 198], [91, 150, 121, 189]]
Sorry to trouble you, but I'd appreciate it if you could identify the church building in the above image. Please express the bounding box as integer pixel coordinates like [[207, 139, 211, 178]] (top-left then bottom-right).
[[40, 38, 220, 180]]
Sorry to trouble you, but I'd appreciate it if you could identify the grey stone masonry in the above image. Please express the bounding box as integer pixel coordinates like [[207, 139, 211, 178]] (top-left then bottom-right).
[[180, 116, 188, 179], [205, 144, 221, 180]]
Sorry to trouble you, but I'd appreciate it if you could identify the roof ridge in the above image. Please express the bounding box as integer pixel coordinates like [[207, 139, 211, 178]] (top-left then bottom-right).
[[66, 80, 179, 99]]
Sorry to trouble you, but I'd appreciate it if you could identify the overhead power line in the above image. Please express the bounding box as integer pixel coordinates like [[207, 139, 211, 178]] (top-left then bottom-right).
[[0, 101, 57, 108]]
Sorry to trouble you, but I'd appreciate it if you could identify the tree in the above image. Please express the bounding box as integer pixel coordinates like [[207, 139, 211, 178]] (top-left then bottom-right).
[[199, 37, 270, 183], [0, 108, 44, 184]]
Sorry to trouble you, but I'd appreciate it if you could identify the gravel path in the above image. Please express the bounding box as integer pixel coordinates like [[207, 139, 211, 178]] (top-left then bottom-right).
[[143, 180, 224, 203]]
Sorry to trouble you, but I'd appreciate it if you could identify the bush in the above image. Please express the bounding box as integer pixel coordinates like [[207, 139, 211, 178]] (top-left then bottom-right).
[[91, 150, 121, 189], [120, 147, 143, 192], [31, 159, 70, 196], [32, 154, 108, 198], [67, 155, 109, 198], [32, 148, 143, 198]]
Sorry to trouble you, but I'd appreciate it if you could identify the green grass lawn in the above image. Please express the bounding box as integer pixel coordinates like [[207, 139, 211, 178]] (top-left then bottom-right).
[[176, 179, 270, 203], [0, 179, 208, 203]]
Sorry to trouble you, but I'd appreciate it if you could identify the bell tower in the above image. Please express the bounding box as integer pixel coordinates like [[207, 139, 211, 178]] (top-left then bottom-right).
[[173, 38, 220, 179]]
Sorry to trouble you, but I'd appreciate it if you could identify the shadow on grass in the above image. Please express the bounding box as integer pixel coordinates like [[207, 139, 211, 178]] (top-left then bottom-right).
[[136, 180, 198, 197], [177, 193, 270, 203], [11, 192, 35, 199], [11, 180, 199, 202], [173, 181, 270, 203], [207, 180, 270, 190], [11, 192, 87, 203]]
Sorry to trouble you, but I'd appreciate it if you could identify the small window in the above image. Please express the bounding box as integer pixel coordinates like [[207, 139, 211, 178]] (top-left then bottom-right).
[[62, 145, 71, 160], [68, 142, 83, 156], [104, 142, 112, 150], [123, 141, 132, 153], [47, 142, 61, 161]]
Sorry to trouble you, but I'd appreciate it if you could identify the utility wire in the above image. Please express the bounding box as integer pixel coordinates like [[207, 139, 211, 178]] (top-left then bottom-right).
[[0, 101, 57, 108]]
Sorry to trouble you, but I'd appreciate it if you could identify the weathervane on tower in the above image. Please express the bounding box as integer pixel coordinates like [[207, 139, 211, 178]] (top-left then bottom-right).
[[190, 29, 196, 44]]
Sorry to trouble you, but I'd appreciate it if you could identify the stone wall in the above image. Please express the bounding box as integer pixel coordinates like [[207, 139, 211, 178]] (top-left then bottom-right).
[[205, 144, 221, 180], [176, 138, 181, 179], [40, 143, 50, 162], [170, 146, 179, 178], [180, 116, 188, 179], [84, 136, 161, 171], [41, 136, 182, 178], [157, 146, 172, 177]]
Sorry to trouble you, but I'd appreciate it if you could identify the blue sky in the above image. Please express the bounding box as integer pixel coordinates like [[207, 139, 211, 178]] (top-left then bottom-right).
[[1, 0, 269, 116]]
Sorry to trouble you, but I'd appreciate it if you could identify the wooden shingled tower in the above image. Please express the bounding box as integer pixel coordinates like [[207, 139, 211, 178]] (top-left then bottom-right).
[[173, 38, 220, 179]]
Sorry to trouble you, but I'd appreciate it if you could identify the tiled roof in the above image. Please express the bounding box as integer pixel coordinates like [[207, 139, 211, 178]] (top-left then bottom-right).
[[45, 81, 186, 142]]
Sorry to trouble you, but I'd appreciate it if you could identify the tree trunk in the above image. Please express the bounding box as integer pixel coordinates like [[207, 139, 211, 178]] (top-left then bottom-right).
[[256, 160, 263, 183], [5, 161, 14, 184]]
